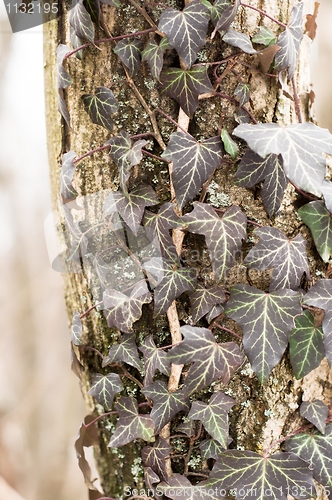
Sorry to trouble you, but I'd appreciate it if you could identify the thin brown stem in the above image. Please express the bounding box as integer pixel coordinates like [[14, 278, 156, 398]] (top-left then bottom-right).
[[291, 76, 303, 123], [80, 301, 103, 319], [118, 364, 144, 389], [128, 0, 160, 31], [289, 181, 319, 200], [142, 149, 168, 162], [240, 2, 287, 28], [73, 144, 111, 164], [213, 323, 242, 341], [199, 92, 258, 124], [83, 411, 118, 429], [80, 346, 104, 359], [155, 108, 191, 136]]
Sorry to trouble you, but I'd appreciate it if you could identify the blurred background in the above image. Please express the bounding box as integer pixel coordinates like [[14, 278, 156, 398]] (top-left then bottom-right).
[[0, 1, 331, 499]]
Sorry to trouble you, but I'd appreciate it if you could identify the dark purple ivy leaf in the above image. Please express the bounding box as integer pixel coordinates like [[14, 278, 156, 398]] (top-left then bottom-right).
[[71, 310, 83, 345], [103, 281, 152, 333], [160, 66, 213, 117], [201, 0, 231, 28], [107, 131, 148, 193], [81, 87, 119, 131], [143, 380, 190, 433], [144, 467, 160, 491], [142, 437, 171, 482], [235, 107, 250, 124], [158, 0, 210, 68], [244, 227, 310, 291], [300, 400, 329, 435], [69, 0, 95, 43], [223, 28, 256, 54], [206, 304, 224, 323], [188, 392, 235, 447], [234, 122, 332, 197], [138, 335, 171, 387], [143, 258, 196, 315], [108, 396, 155, 447], [168, 325, 243, 394], [211, 0, 240, 38], [62, 203, 89, 261], [303, 279, 332, 367], [225, 284, 302, 382], [298, 201, 332, 263], [274, 2, 303, 79], [60, 150, 78, 201], [161, 133, 223, 209], [200, 438, 226, 459], [70, 26, 84, 60], [142, 37, 170, 81], [103, 185, 158, 235], [57, 44, 72, 89], [176, 419, 196, 437], [58, 89, 71, 127], [183, 203, 247, 281], [234, 82, 250, 107], [211, 450, 316, 499], [143, 203, 183, 264], [88, 373, 123, 409], [83, 0, 99, 25], [102, 333, 142, 370], [235, 149, 286, 217], [190, 284, 226, 324], [289, 311, 325, 380], [159, 475, 225, 500], [114, 38, 143, 77], [321, 179, 332, 213], [286, 423, 332, 487]]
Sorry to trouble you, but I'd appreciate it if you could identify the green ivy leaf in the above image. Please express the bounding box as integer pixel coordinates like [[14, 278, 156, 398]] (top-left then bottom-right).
[[286, 424, 332, 487], [143, 381, 190, 433], [114, 38, 143, 76], [190, 284, 226, 324], [298, 201, 332, 263], [168, 325, 243, 394], [252, 26, 277, 46], [88, 373, 123, 408], [139, 335, 171, 387], [160, 66, 213, 117], [234, 122, 332, 197], [274, 2, 303, 79], [109, 396, 155, 447], [300, 400, 328, 435], [183, 203, 247, 281], [103, 333, 142, 370], [158, 0, 210, 68], [188, 392, 235, 447], [225, 285, 302, 382], [82, 87, 119, 131], [289, 311, 325, 380], [69, 0, 95, 43], [221, 128, 239, 160]]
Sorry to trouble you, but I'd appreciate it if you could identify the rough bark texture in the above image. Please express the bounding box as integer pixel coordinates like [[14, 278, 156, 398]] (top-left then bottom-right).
[[44, 0, 332, 498]]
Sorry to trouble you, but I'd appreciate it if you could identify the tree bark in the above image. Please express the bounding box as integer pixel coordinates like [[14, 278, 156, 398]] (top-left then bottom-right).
[[44, 0, 332, 498]]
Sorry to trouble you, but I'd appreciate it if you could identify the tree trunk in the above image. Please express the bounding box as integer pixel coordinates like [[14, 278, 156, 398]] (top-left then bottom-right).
[[44, 1, 332, 498]]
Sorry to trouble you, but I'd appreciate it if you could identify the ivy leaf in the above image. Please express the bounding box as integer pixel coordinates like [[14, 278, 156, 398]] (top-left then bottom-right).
[[188, 392, 235, 447], [103, 333, 142, 370], [289, 311, 325, 380], [286, 424, 332, 487], [321, 179, 332, 213], [81, 87, 119, 131], [114, 38, 143, 77], [235, 150, 286, 217], [225, 285, 302, 382], [300, 400, 328, 435], [138, 335, 171, 387], [201, 0, 230, 27], [303, 279, 332, 366], [168, 325, 243, 394], [252, 26, 277, 46], [211, 450, 316, 499], [244, 227, 310, 291], [60, 150, 78, 201], [58, 89, 71, 127], [162, 133, 223, 209], [212, 0, 240, 38], [143, 258, 196, 315], [71, 310, 83, 345], [190, 284, 226, 324], [183, 203, 247, 281], [107, 131, 148, 193], [234, 82, 250, 106], [108, 396, 155, 447], [83, 0, 100, 24], [158, 0, 210, 68], [274, 2, 303, 79], [57, 44, 72, 89], [298, 201, 332, 263], [223, 29, 256, 54], [221, 128, 239, 160], [233, 122, 332, 197], [160, 66, 213, 117], [142, 38, 170, 81], [142, 381, 190, 433], [176, 419, 196, 437], [69, 0, 95, 43], [200, 438, 226, 459], [144, 467, 160, 491], [206, 304, 224, 323], [103, 185, 158, 235], [142, 437, 171, 481], [70, 26, 84, 60], [88, 373, 123, 409], [103, 281, 152, 333], [143, 203, 183, 264], [159, 475, 226, 500]]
